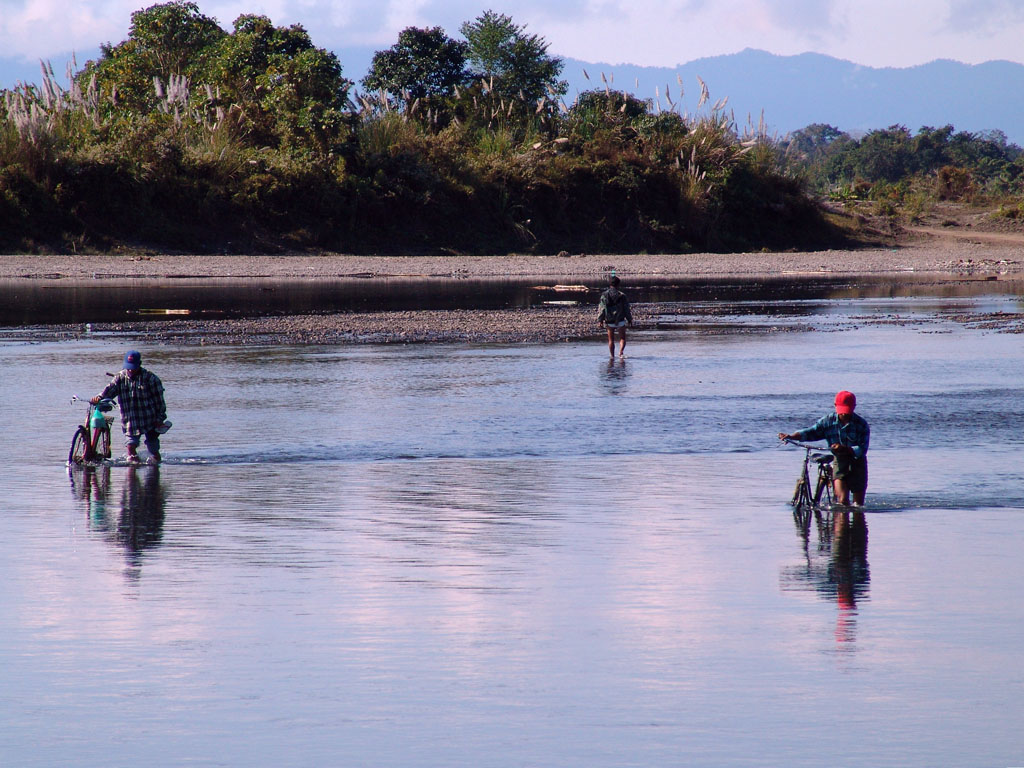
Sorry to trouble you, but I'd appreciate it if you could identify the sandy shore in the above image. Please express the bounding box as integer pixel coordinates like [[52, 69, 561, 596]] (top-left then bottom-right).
[[4, 237, 1022, 345], [2, 237, 1022, 280]]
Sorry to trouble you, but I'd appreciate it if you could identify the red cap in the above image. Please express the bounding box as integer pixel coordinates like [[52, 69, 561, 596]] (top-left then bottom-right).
[[835, 390, 856, 414]]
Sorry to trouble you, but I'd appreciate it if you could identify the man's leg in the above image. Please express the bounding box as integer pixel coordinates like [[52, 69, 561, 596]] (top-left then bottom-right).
[[125, 434, 141, 463], [852, 460, 867, 506], [606, 327, 615, 357], [833, 477, 851, 505], [618, 327, 627, 357], [144, 431, 161, 464]]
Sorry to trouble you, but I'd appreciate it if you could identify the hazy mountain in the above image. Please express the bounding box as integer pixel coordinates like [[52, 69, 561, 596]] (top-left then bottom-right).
[[560, 49, 1024, 145], [4, 46, 1022, 145]]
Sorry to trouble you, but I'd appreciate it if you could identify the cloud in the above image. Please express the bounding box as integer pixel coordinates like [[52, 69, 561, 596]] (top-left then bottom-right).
[[945, 0, 1024, 31], [0, 0, 137, 59], [765, 0, 843, 42], [3, 0, 1024, 69]]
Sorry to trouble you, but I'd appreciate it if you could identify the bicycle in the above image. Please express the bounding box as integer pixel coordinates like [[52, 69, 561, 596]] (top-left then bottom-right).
[[68, 395, 116, 464], [783, 438, 835, 512]]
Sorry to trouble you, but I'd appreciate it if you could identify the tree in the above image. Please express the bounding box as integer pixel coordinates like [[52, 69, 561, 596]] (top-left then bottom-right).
[[459, 11, 566, 103], [206, 14, 352, 153], [362, 27, 468, 104], [785, 124, 850, 162], [849, 125, 914, 182], [82, 1, 225, 112]]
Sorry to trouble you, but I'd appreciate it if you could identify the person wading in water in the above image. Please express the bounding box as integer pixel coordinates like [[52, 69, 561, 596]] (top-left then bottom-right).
[[598, 275, 633, 358], [779, 390, 870, 505]]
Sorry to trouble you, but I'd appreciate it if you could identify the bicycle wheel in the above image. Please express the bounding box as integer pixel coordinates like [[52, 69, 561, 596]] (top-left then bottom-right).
[[95, 428, 111, 460], [69, 427, 90, 464], [813, 471, 833, 508], [791, 476, 805, 506]]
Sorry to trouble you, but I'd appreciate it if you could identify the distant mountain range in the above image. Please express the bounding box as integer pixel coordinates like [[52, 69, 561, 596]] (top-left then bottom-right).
[[4, 46, 1022, 144], [557, 49, 1024, 145]]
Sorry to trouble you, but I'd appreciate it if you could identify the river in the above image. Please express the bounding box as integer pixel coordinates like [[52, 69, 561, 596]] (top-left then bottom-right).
[[1, 283, 1022, 767]]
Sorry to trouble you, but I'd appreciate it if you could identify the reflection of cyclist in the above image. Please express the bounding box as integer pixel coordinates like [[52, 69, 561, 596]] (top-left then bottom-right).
[[830, 510, 869, 645], [91, 350, 168, 465], [119, 465, 167, 557], [778, 390, 870, 505]]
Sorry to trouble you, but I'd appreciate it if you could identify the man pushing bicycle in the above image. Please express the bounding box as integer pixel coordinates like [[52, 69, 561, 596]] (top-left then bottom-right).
[[91, 350, 169, 465], [778, 390, 870, 505]]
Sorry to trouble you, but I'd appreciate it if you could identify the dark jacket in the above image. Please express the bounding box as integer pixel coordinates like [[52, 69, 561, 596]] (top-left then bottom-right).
[[598, 287, 632, 324]]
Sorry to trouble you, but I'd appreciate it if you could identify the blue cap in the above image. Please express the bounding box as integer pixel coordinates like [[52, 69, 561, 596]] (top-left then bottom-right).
[[124, 350, 141, 370]]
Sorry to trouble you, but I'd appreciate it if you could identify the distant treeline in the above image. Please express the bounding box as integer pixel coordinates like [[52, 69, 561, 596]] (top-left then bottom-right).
[[781, 123, 1024, 208], [1, 1, 1018, 254]]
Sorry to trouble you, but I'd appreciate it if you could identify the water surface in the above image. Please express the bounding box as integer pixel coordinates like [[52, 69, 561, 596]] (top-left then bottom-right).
[[1, 291, 1022, 767]]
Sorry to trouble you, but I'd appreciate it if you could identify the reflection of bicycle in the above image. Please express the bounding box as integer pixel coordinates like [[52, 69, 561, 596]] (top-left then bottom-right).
[[69, 395, 115, 464], [784, 439, 835, 511]]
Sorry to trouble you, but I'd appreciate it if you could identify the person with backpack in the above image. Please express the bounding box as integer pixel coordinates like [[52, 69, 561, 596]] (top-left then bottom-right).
[[597, 275, 633, 358]]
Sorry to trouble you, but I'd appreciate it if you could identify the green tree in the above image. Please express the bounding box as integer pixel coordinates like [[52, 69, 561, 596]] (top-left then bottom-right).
[[565, 89, 650, 143], [362, 27, 468, 104], [785, 124, 850, 162], [82, 1, 225, 112], [459, 10, 566, 103], [910, 125, 954, 172], [206, 14, 352, 153], [848, 125, 915, 182]]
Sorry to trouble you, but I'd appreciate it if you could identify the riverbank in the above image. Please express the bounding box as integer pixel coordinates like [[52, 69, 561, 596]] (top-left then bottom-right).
[[2, 236, 1022, 281], [4, 237, 1022, 345]]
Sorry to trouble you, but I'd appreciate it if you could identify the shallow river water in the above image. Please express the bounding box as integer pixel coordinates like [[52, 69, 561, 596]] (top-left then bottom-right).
[[2, 288, 1023, 767]]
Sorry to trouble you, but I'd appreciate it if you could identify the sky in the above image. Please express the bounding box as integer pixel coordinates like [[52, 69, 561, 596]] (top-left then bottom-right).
[[3, 0, 1024, 71]]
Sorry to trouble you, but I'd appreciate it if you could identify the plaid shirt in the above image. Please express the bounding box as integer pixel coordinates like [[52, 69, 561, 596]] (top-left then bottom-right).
[[795, 412, 870, 460], [98, 368, 166, 437]]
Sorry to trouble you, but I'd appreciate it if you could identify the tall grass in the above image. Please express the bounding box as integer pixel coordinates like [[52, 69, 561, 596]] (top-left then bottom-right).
[[0, 60, 843, 254]]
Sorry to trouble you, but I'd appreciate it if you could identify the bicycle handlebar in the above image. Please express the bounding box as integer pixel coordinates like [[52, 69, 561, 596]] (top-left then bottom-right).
[[779, 437, 830, 451], [71, 395, 115, 407]]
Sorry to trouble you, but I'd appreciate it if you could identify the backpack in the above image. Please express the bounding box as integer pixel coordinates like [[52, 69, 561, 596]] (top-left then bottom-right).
[[602, 290, 627, 323]]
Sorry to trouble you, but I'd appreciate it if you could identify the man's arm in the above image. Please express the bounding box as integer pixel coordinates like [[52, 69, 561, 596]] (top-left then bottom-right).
[[779, 416, 827, 443], [153, 378, 167, 422], [848, 420, 869, 459], [90, 376, 119, 405]]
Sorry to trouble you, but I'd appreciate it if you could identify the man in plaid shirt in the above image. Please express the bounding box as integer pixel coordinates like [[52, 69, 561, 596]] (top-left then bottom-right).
[[92, 350, 168, 465], [779, 390, 870, 505]]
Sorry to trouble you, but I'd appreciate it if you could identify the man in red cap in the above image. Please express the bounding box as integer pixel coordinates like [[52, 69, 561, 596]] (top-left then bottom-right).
[[779, 390, 870, 505]]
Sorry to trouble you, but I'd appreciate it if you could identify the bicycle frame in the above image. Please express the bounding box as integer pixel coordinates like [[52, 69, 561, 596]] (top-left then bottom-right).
[[69, 396, 115, 464], [783, 439, 835, 513]]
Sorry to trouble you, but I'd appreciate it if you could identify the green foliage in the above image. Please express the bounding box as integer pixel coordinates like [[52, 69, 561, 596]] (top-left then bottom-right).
[[460, 10, 567, 103], [565, 90, 648, 144], [790, 121, 1024, 198], [206, 14, 352, 154], [362, 27, 468, 103], [82, 1, 225, 113], [0, 4, 852, 254]]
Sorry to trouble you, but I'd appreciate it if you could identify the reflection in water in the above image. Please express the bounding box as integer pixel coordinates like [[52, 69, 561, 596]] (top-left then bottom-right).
[[599, 357, 631, 396], [830, 511, 869, 645], [69, 464, 112, 526], [69, 465, 167, 579], [117, 467, 167, 576], [5, 274, 1023, 326], [782, 506, 870, 648]]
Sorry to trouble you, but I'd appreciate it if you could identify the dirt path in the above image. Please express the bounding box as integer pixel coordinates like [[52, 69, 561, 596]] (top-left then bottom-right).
[[908, 226, 1024, 246]]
